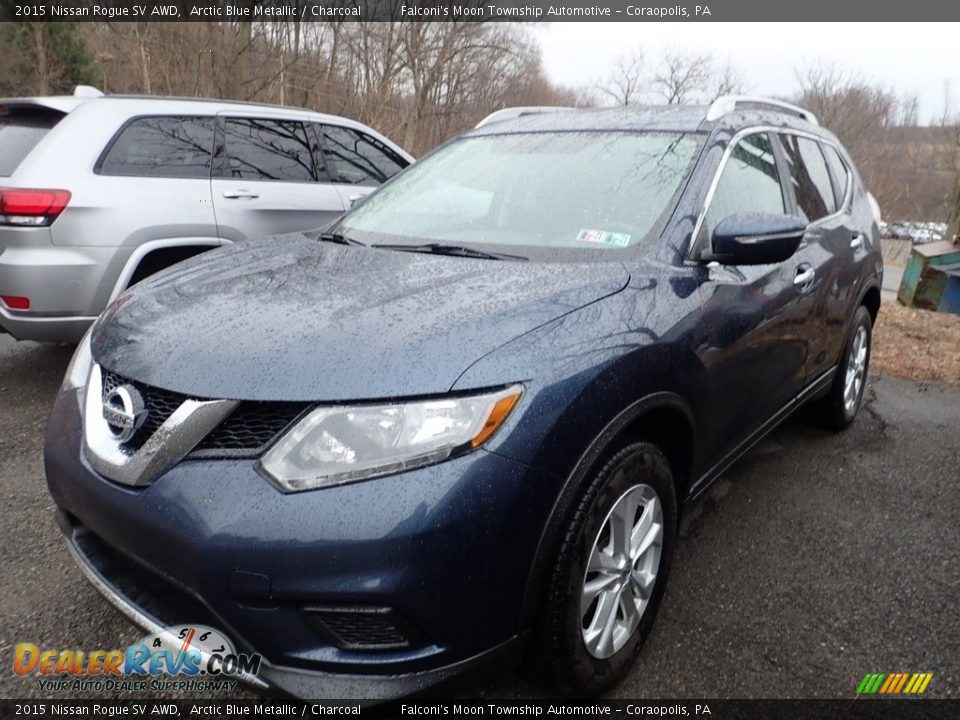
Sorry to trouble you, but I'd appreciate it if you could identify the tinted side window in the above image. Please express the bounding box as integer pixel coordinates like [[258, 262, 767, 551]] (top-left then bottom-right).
[[0, 108, 63, 176], [780, 134, 836, 222], [221, 118, 327, 182], [317, 125, 406, 186], [822, 144, 850, 209], [99, 117, 215, 178], [705, 132, 785, 235]]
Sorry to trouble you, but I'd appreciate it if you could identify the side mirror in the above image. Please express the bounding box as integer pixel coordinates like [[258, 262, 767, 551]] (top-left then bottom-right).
[[710, 212, 806, 265]]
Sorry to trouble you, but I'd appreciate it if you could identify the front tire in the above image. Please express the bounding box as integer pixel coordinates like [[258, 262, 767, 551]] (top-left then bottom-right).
[[532, 441, 677, 695], [812, 304, 873, 431]]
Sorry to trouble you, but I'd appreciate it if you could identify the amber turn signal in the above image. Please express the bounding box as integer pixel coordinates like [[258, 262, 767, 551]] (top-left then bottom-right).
[[471, 391, 522, 448]]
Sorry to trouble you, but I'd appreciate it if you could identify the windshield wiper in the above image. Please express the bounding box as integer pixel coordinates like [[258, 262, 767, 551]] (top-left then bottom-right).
[[317, 231, 366, 247], [373, 243, 527, 261]]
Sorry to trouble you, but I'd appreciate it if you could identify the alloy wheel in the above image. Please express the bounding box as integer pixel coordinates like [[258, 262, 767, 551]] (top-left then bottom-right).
[[580, 483, 663, 659], [843, 325, 869, 414]]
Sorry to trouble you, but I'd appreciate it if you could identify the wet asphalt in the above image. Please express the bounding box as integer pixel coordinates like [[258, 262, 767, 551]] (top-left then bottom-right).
[[0, 333, 957, 700]]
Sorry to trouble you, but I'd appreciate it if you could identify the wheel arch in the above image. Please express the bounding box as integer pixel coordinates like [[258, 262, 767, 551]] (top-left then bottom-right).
[[517, 391, 696, 634], [859, 282, 881, 326], [107, 238, 221, 303]]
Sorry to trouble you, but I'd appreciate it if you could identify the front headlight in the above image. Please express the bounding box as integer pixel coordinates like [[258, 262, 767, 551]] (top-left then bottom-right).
[[61, 326, 93, 391], [259, 384, 523, 492]]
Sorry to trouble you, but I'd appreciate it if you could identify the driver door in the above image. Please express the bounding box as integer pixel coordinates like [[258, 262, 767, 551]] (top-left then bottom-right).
[[694, 132, 812, 461]]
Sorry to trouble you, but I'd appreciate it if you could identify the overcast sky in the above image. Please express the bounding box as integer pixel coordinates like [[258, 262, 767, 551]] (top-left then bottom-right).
[[536, 23, 960, 123]]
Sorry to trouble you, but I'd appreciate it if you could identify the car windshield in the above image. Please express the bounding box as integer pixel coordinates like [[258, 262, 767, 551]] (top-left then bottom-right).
[[338, 131, 701, 257]]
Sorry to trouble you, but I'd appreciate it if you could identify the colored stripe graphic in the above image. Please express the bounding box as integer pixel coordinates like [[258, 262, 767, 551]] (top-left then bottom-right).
[[856, 674, 874, 694], [894, 673, 909, 693], [879, 674, 896, 693], [857, 673, 886, 694], [858, 672, 932, 694]]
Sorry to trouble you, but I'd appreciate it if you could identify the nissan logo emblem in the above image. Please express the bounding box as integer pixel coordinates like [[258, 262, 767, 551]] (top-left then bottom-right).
[[102, 384, 148, 443]]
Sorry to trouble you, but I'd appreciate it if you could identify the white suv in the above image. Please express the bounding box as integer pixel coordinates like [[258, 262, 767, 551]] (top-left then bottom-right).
[[0, 87, 413, 342]]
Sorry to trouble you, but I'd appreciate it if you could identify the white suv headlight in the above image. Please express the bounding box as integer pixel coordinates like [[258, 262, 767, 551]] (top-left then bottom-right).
[[259, 385, 523, 492], [61, 326, 93, 391]]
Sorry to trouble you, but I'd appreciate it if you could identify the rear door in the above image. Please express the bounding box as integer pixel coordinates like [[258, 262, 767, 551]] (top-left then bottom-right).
[[312, 123, 408, 208], [211, 113, 344, 242], [90, 116, 219, 254], [777, 133, 854, 381], [821, 143, 867, 352]]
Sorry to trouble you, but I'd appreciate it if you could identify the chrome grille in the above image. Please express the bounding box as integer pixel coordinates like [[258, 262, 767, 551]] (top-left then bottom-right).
[[101, 369, 189, 450], [99, 369, 308, 456]]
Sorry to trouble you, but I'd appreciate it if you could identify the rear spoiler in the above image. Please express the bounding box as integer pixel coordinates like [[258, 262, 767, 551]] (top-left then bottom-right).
[[0, 86, 103, 115]]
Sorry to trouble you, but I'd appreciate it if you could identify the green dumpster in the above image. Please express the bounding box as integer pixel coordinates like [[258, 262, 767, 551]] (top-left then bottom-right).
[[898, 240, 960, 310]]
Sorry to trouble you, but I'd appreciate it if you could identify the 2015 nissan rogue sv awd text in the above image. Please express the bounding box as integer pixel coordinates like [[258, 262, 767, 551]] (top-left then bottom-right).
[[45, 98, 883, 699]]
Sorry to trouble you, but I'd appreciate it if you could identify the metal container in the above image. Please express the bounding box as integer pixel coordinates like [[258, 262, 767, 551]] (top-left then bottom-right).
[[898, 240, 960, 311]]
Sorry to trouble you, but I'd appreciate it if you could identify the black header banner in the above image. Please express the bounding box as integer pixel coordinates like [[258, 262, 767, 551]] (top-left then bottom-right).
[[3, 699, 960, 719], [3, 0, 960, 22]]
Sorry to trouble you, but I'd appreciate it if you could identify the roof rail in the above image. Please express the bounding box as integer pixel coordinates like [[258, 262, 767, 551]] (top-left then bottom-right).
[[705, 95, 818, 125], [475, 106, 575, 128], [73, 85, 105, 98]]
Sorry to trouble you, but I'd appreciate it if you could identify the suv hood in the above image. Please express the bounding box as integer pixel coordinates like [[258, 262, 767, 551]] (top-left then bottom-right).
[[91, 235, 629, 401]]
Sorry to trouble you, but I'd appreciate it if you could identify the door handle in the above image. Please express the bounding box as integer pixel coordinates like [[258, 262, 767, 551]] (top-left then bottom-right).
[[222, 190, 259, 199], [794, 266, 816, 290], [850, 233, 864, 251]]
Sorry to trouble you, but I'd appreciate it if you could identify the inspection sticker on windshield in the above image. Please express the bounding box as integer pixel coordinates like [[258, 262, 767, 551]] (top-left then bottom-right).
[[576, 229, 631, 248]]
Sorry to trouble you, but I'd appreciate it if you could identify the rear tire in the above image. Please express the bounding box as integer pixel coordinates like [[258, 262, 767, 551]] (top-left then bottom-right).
[[531, 441, 677, 695], [812, 305, 873, 432]]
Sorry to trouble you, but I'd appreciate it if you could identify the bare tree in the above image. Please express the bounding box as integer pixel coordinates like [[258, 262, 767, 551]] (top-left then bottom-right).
[[794, 63, 898, 143], [946, 121, 960, 241], [30, 23, 49, 94], [793, 62, 957, 224], [597, 49, 645, 106], [942, 79, 953, 126], [651, 49, 713, 104], [896, 94, 919, 127], [710, 60, 747, 101]]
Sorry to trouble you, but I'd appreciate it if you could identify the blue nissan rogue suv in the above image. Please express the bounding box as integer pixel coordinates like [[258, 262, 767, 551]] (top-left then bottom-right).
[[45, 98, 882, 698]]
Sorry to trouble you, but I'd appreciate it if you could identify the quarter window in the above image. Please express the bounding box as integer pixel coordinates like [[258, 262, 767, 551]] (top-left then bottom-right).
[[705, 132, 785, 236], [822, 144, 850, 209], [780, 134, 836, 222], [99, 116, 215, 178], [317, 125, 406, 186], [221, 118, 327, 182]]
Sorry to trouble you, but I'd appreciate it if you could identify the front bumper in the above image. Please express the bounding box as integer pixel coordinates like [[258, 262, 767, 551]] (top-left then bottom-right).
[[44, 387, 559, 698], [58, 520, 519, 699]]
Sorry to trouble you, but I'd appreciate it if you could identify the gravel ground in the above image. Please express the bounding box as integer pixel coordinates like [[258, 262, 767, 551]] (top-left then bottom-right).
[[1, 334, 957, 700], [872, 303, 960, 387]]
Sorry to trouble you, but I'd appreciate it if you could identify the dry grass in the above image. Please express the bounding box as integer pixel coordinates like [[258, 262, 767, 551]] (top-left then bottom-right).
[[872, 303, 960, 386]]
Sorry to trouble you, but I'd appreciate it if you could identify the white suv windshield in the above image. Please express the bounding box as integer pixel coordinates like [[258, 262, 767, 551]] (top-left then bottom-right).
[[341, 131, 700, 253]]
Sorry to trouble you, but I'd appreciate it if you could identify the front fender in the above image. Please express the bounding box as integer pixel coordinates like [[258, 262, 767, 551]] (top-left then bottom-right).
[[453, 282, 710, 481]]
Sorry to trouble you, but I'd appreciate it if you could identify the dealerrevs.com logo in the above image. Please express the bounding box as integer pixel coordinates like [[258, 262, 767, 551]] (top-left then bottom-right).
[[13, 625, 262, 693]]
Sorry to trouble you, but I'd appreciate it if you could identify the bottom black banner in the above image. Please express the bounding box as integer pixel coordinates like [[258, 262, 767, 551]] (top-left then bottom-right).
[[2, 699, 959, 720]]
